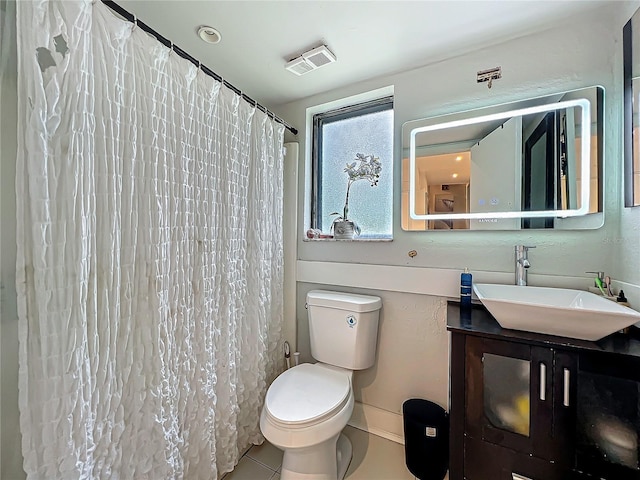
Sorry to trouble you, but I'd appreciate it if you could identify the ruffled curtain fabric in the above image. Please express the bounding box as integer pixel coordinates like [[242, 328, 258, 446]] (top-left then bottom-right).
[[15, 1, 284, 478]]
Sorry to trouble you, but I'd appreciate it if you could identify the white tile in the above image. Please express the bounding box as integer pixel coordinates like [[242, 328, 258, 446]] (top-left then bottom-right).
[[343, 426, 415, 480], [224, 427, 436, 480], [246, 441, 284, 471], [223, 456, 275, 480]]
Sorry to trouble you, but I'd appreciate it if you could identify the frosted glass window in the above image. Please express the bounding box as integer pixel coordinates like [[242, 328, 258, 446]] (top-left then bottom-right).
[[312, 97, 393, 238]]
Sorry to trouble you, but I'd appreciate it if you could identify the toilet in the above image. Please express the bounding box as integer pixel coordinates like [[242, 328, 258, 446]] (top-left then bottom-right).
[[260, 290, 382, 480]]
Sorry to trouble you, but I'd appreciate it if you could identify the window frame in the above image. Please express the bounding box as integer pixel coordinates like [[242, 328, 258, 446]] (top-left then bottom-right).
[[310, 96, 394, 234]]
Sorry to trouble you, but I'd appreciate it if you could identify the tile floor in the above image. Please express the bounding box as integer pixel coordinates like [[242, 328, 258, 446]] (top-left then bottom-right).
[[222, 425, 417, 480]]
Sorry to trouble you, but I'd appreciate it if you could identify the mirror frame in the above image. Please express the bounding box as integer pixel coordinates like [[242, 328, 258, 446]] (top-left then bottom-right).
[[408, 98, 593, 222]]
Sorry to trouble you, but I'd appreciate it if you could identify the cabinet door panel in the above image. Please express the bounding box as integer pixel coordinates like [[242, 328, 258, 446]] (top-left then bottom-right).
[[552, 351, 577, 468], [575, 351, 640, 479], [531, 346, 555, 460], [466, 337, 541, 454], [483, 352, 531, 436]]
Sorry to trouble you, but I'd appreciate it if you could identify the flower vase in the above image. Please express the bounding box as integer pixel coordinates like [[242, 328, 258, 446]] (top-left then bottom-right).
[[333, 220, 357, 239]]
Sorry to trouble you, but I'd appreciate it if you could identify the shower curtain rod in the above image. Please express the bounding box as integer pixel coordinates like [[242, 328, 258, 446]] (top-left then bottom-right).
[[102, 0, 298, 136]]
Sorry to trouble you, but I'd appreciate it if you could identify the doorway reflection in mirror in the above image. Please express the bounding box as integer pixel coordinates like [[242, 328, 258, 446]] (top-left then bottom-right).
[[401, 86, 603, 231]]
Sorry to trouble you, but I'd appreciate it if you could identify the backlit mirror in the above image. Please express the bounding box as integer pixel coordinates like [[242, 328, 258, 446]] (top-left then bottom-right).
[[402, 86, 603, 230], [624, 10, 640, 207]]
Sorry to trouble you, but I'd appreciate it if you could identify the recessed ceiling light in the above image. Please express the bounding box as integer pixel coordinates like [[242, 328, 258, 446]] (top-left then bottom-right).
[[455, 156, 462, 161], [197, 26, 221, 44], [452, 173, 459, 178]]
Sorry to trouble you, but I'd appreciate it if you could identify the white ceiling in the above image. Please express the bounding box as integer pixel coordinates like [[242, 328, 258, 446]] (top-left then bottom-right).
[[417, 152, 471, 185], [117, 1, 613, 109]]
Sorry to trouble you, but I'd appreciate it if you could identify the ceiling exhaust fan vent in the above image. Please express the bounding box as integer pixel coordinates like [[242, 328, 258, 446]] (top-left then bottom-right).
[[285, 57, 315, 76], [285, 45, 336, 76], [303, 45, 336, 68]]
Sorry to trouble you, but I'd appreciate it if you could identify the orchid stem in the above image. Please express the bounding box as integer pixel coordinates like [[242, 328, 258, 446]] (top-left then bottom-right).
[[343, 180, 353, 220]]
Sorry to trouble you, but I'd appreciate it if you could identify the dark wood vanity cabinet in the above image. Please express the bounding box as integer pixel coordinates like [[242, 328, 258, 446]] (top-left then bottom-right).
[[448, 303, 640, 480]]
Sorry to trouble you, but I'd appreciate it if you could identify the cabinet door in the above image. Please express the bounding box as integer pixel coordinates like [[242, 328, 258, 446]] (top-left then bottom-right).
[[465, 336, 555, 459], [551, 350, 577, 469], [574, 351, 640, 479], [464, 436, 566, 480]]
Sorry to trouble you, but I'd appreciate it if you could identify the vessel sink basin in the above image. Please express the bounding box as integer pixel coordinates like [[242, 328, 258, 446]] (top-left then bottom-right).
[[473, 284, 640, 341]]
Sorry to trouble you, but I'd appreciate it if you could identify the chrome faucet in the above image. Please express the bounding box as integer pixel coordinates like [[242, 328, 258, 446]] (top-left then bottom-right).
[[515, 245, 535, 286]]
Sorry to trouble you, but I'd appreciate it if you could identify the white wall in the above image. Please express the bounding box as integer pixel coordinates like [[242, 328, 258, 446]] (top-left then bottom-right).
[[0, 0, 25, 477], [281, 5, 635, 275], [276, 3, 640, 437]]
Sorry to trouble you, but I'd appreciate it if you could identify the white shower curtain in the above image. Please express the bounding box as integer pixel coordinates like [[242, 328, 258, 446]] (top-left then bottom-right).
[[15, 1, 285, 478]]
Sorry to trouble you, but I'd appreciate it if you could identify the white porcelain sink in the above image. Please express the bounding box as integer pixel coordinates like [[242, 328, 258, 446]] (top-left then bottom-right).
[[473, 284, 640, 341]]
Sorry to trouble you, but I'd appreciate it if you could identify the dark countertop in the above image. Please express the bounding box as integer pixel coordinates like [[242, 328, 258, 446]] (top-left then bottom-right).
[[447, 301, 640, 359]]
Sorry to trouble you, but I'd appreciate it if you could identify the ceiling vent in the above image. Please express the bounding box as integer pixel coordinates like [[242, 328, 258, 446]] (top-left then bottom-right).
[[285, 57, 316, 76], [285, 45, 336, 76]]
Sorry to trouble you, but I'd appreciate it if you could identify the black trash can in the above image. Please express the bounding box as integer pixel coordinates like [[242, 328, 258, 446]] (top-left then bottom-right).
[[402, 399, 449, 480]]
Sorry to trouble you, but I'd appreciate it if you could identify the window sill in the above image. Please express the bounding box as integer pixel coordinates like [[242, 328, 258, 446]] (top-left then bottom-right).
[[303, 236, 393, 242]]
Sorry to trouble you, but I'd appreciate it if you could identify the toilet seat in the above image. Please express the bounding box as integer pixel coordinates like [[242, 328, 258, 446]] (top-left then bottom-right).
[[265, 363, 351, 428]]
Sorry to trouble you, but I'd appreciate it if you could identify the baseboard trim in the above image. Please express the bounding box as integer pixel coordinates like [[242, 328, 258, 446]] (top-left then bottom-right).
[[348, 401, 405, 445]]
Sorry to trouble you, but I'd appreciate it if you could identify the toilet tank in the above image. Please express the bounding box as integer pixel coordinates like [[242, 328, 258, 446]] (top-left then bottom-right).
[[307, 290, 382, 370]]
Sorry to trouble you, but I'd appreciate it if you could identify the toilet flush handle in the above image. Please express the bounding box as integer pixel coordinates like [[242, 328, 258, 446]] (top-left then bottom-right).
[[284, 341, 291, 369]]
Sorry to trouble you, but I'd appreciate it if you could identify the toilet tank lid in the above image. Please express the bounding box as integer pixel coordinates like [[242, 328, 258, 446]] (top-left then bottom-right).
[[307, 290, 382, 312]]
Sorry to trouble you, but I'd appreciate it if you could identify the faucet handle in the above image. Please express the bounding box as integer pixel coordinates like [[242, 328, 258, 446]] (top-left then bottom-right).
[[586, 271, 608, 291], [515, 245, 536, 252]]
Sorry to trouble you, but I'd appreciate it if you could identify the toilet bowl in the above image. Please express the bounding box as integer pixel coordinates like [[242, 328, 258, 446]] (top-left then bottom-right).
[[260, 363, 354, 480], [260, 290, 382, 480]]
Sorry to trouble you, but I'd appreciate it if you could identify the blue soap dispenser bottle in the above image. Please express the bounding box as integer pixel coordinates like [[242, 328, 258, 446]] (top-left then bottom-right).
[[460, 268, 472, 307]]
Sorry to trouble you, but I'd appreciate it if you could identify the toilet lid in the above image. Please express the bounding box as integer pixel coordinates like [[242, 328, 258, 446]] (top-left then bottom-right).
[[265, 363, 351, 426]]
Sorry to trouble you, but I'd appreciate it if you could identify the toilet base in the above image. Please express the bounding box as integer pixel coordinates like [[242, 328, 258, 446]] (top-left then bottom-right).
[[280, 432, 353, 480], [336, 433, 353, 480]]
